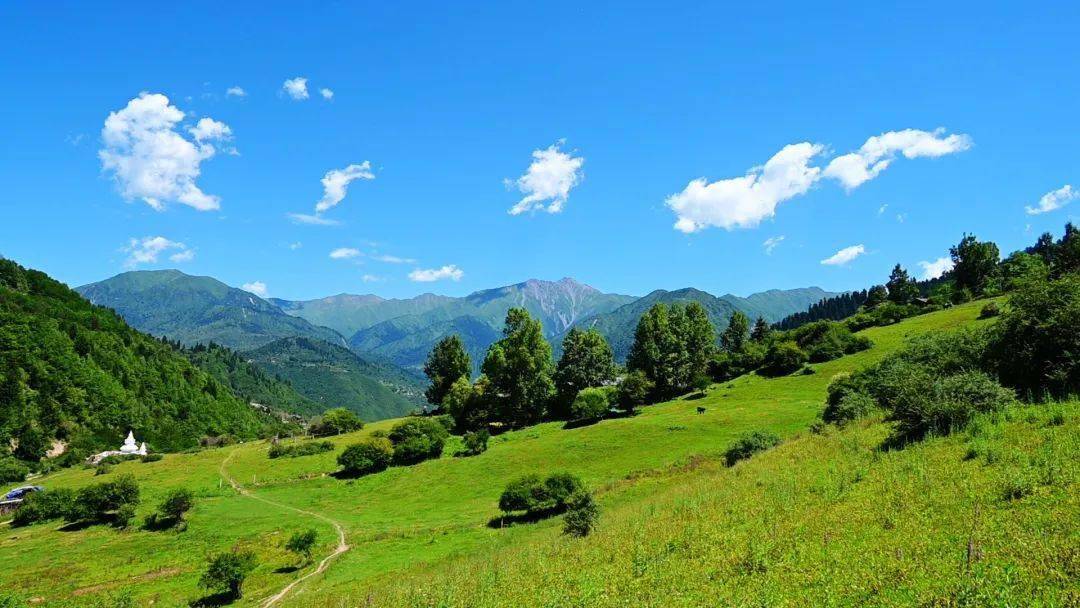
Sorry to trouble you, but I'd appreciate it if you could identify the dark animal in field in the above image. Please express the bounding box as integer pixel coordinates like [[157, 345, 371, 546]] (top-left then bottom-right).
[[696, 406, 706, 414]]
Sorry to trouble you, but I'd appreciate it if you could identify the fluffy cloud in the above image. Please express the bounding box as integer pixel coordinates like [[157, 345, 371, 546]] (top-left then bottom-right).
[[289, 241, 303, 250], [329, 247, 361, 259], [287, 213, 340, 226], [824, 128, 972, 190], [820, 244, 866, 266], [316, 162, 375, 213], [242, 281, 269, 297], [123, 236, 191, 267], [508, 141, 585, 215], [1025, 184, 1076, 215], [409, 265, 464, 282], [100, 92, 231, 211], [918, 256, 954, 280], [225, 86, 246, 98], [667, 143, 823, 232], [283, 77, 309, 100], [320, 88, 334, 100], [763, 235, 786, 254], [371, 253, 416, 264]]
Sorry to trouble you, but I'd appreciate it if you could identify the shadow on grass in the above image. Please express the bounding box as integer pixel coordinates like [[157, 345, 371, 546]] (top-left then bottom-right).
[[189, 592, 237, 607], [562, 418, 601, 430], [487, 506, 565, 529], [684, 392, 707, 401], [329, 468, 382, 480], [142, 514, 183, 532], [57, 520, 97, 532], [273, 565, 300, 574]]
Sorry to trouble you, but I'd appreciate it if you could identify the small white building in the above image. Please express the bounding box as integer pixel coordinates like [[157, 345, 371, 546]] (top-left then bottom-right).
[[86, 430, 147, 465]]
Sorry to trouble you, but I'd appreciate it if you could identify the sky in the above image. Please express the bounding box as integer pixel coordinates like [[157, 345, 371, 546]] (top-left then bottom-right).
[[1, 1, 1078, 301]]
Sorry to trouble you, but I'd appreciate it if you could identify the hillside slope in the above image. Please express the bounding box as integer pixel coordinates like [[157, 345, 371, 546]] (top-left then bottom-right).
[[0, 260, 269, 454], [243, 337, 425, 420], [76, 270, 346, 351], [2, 300, 1054, 608], [182, 342, 319, 417]]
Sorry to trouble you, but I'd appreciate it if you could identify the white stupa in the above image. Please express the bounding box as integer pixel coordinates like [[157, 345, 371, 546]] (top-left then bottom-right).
[[86, 429, 147, 464]]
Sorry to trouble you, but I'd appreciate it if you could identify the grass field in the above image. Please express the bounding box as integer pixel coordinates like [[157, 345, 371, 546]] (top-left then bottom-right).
[[3, 299, 1076, 607]]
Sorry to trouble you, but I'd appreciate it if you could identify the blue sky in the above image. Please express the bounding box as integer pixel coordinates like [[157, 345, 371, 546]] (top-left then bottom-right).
[[1, 2, 1077, 300]]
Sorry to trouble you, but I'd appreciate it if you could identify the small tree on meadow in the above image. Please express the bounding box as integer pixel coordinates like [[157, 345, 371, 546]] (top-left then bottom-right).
[[285, 529, 318, 565], [200, 550, 257, 600], [157, 488, 194, 526], [312, 408, 363, 437]]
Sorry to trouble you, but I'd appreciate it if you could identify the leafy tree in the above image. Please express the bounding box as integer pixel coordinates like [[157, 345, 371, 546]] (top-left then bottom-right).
[[481, 308, 555, 427], [865, 285, 889, 307], [886, 265, 919, 304], [1000, 252, 1048, 290], [200, 550, 257, 600], [285, 529, 318, 564], [311, 408, 363, 437], [762, 341, 807, 376], [337, 437, 393, 476], [570, 387, 611, 421], [1055, 222, 1080, 275], [498, 472, 584, 515], [442, 375, 491, 432], [750, 316, 771, 343], [627, 303, 678, 395], [388, 417, 449, 465], [951, 234, 1000, 296], [66, 474, 140, 525], [12, 423, 47, 462], [553, 329, 616, 418], [460, 430, 489, 456], [1028, 231, 1057, 266], [0, 457, 28, 483], [616, 370, 653, 412], [679, 302, 717, 380], [720, 311, 750, 352], [423, 335, 471, 406], [157, 488, 195, 524], [563, 491, 599, 537]]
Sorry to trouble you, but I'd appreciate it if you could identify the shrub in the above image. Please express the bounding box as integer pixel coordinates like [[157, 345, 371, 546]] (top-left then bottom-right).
[[787, 321, 869, 364], [979, 301, 1001, 319], [498, 472, 584, 515], [337, 437, 393, 476], [886, 371, 1015, 440], [388, 418, 449, 465], [460, 430, 489, 456], [12, 488, 76, 527], [310, 408, 364, 437], [158, 488, 195, 523], [724, 431, 781, 466], [563, 491, 599, 537], [285, 529, 318, 563], [822, 391, 876, 425], [0, 458, 29, 483], [114, 503, 137, 529], [268, 440, 334, 459], [616, 370, 654, 411], [570, 387, 610, 421], [68, 473, 140, 524], [140, 453, 163, 463], [761, 341, 807, 376], [200, 550, 257, 600], [709, 343, 765, 382]]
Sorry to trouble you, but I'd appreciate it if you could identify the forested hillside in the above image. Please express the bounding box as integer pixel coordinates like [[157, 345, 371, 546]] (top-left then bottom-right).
[[0, 259, 271, 462], [182, 342, 318, 416]]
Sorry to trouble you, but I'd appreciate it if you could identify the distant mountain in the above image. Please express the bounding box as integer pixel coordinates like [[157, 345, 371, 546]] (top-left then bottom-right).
[[77, 270, 345, 351], [564, 286, 834, 362], [340, 278, 635, 372], [271, 292, 458, 338], [244, 337, 425, 421], [0, 259, 269, 453]]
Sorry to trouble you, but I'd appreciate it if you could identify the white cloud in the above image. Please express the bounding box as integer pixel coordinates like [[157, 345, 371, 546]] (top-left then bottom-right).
[[409, 265, 464, 282], [288, 241, 303, 250], [667, 143, 824, 232], [100, 92, 231, 211], [316, 162, 375, 214], [225, 86, 246, 98], [123, 236, 190, 267], [763, 235, 785, 254], [319, 88, 334, 100], [896, 213, 907, 223], [878, 204, 888, 215], [824, 128, 972, 190], [918, 256, 954, 280], [329, 247, 361, 259], [1025, 184, 1077, 215], [820, 244, 866, 266], [188, 117, 232, 142], [362, 274, 383, 283], [283, 77, 309, 100], [287, 212, 341, 226], [508, 141, 585, 215], [371, 253, 416, 264], [242, 281, 269, 297]]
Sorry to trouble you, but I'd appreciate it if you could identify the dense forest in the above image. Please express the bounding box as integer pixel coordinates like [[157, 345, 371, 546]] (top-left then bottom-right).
[[181, 342, 318, 416], [0, 259, 275, 466]]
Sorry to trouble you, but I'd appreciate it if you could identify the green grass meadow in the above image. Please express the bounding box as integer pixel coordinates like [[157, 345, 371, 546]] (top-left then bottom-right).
[[3, 299, 1077, 606]]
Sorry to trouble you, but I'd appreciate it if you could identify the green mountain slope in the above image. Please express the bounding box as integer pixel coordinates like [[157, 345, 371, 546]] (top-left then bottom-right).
[[76, 270, 345, 351], [271, 293, 458, 339], [0, 259, 269, 454], [243, 337, 425, 421], [182, 342, 319, 417]]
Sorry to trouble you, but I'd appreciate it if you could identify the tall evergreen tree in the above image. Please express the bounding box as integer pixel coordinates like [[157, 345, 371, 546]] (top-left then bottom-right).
[[481, 308, 555, 427], [886, 264, 918, 304], [750, 316, 771, 342], [720, 311, 750, 352], [951, 234, 1001, 296], [627, 303, 681, 397], [423, 335, 472, 406], [866, 285, 889, 307], [553, 328, 616, 419], [678, 302, 716, 381]]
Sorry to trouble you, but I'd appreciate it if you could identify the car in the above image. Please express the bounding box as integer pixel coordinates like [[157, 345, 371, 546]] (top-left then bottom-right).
[[3, 486, 43, 501]]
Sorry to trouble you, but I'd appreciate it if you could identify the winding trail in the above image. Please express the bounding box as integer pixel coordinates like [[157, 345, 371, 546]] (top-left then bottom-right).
[[218, 448, 350, 608]]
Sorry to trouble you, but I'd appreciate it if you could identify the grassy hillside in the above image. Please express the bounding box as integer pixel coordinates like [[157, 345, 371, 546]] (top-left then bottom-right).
[[2, 300, 1074, 607], [244, 337, 425, 420]]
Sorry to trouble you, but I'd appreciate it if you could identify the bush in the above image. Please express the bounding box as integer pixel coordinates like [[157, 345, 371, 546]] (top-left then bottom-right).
[[337, 437, 393, 476], [570, 387, 610, 421], [724, 431, 781, 466], [388, 418, 449, 465], [460, 430, 489, 456], [787, 321, 870, 364], [114, 503, 137, 529], [562, 491, 599, 537], [285, 529, 318, 563], [979, 301, 1001, 319], [200, 550, 257, 599], [616, 370, 654, 411], [268, 440, 334, 459], [709, 343, 765, 382], [68, 473, 140, 524], [12, 488, 76, 527], [0, 458, 29, 483], [887, 371, 1015, 440], [139, 453, 163, 463], [309, 408, 364, 437], [761, 341, 807, 376], [157, 488, 195, 523], [498, 472, 584, 515], [822, 391, 876, 425]]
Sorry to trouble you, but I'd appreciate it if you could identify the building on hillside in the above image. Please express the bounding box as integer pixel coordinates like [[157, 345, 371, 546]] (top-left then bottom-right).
[[86, 430, 147, 465]]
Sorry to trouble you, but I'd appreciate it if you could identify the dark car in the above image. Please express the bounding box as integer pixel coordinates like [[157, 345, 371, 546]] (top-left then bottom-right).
[[3, 486, 43, 501]]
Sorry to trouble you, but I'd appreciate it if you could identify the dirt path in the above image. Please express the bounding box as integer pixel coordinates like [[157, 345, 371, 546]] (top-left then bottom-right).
[[219, 448, 350, 608]]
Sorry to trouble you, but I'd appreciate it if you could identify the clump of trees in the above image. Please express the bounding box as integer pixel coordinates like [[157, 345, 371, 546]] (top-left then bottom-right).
[[627, 301, 715, 400], [268, 440, 334, 459], [388, 417, 450, 465], [423, 335, 471, 407], [498, 472, 585, 518], [337, 437, 393, 476], [308, 408, 363, 437], [13, 474, 140, 529], [553, 328, 616, 418]]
